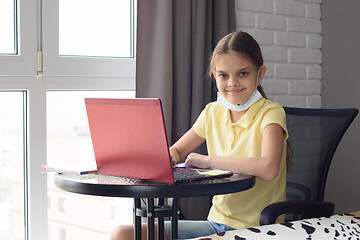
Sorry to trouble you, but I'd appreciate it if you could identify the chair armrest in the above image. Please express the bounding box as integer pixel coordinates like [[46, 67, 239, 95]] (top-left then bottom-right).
[[260, 200, 335, 226]]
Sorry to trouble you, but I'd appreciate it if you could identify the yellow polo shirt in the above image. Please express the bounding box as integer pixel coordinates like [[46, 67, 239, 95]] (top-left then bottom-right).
[[192, 98, 288, 229]]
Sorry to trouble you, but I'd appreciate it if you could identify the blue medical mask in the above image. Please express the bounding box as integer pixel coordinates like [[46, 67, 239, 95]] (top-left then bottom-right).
[[217, 89, 263, 111], [216, 70, 263, 111]]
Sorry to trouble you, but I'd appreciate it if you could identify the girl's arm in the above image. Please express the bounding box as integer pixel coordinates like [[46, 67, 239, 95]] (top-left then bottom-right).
[[184, 123, 284, 181], [169, 129, 205, 166]]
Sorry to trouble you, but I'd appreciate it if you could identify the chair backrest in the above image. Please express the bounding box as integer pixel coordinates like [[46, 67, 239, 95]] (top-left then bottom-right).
[[284, 107, 358, 202]]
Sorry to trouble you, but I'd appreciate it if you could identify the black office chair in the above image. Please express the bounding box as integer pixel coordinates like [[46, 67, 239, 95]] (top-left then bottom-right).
[[260, 107, 358, 225]]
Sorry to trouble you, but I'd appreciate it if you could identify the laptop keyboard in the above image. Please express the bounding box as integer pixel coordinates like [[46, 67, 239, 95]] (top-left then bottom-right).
[[173, 171, 205, 181]]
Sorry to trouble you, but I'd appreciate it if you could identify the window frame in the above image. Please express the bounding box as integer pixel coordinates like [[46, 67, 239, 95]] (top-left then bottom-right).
[[0, 0, 136, 239]]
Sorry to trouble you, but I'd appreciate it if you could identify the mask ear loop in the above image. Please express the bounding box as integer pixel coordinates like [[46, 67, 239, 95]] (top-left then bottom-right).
[[256, 67, 261, 87]]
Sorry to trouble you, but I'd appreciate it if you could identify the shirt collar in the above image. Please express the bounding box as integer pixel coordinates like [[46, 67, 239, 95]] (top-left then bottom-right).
[[237, 98, 266, 128]]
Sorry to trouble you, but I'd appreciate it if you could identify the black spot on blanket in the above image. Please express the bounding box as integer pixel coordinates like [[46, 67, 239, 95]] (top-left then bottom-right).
[[234, 236, 246, 240], [281, 222, 296, 230], [248, 228, 261, 233], [301, 223, 316, 235]]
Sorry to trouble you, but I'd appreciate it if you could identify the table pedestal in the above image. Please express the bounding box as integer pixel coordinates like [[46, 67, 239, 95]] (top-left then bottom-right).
[[134, 197, 180, 240]]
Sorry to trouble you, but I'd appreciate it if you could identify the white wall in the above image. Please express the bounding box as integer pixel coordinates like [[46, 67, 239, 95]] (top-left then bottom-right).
[[322, 0, 360, 214], [235, 0, 322, 108]]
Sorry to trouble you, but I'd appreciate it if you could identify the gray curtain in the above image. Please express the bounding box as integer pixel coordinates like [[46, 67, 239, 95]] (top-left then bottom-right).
[[136, 0, 236, 220]]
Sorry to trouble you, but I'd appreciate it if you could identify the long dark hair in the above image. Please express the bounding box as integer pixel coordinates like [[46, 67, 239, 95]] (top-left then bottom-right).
[[209, 31, 292, 170]]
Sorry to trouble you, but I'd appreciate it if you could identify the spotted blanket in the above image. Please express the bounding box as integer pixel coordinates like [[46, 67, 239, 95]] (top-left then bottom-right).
[[189, 211, 360, 240]]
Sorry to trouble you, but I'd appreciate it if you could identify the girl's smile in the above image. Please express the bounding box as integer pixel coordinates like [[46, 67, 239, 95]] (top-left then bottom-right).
[[227, 89, 245, 95]]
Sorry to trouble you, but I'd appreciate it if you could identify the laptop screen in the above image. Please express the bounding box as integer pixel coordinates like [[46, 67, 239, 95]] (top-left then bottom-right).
[[85, 98, 175, 183]]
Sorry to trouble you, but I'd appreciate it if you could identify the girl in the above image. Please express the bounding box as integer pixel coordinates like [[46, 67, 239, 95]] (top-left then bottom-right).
[[111, 31, 288, 240]]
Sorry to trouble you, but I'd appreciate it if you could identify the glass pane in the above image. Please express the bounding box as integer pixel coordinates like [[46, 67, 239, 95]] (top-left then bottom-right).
[[0, 92, 24, 240], [47, 91, 135, 239], [59, 0, 132, 58], [0, 0, 16, 54]]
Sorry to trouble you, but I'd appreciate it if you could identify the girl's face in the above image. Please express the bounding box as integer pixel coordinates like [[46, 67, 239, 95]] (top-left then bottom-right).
[[213, 52, 265, 106]]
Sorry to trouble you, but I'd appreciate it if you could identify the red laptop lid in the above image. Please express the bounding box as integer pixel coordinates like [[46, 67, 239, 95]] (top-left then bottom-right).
[[85, 98, 174, 183]]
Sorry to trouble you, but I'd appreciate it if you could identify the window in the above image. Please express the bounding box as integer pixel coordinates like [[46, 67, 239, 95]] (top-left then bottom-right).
[[0, 0, 136, 239], [59, 0, 132, 58], [0, 92, 24, 240], [0, 0, 36, 75], [0, 0, 17, 54], [42, 0, 135, 76]]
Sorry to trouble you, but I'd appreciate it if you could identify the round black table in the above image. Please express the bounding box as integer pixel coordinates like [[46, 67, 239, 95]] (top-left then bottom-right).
[[55, 173, 255, 240]]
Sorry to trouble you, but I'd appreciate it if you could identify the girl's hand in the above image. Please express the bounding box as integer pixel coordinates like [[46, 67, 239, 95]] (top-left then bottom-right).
[[168, 129, 206, 167], [184, 153, 211, 169], [169, 147, 180, 167]]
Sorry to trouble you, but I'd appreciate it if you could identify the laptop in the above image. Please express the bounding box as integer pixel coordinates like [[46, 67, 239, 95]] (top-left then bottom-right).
[[85, 98, 233, 184]]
